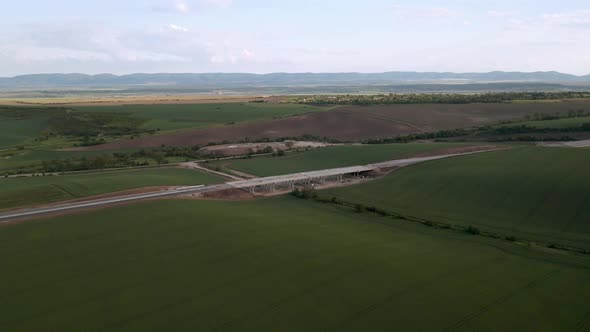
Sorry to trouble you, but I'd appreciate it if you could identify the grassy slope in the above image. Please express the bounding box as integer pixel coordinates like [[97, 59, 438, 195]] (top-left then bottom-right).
[[216, 143, 472, 176], [0, 147, 145, 172], [323, 147, 590, 249], [1, 198, 589, 331], [75, 103, 323, 131], [0, 168, 222, 210]]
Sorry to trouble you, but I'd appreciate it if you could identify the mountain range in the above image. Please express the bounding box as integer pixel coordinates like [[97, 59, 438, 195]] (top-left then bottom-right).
[[1, 71, 589, 88]]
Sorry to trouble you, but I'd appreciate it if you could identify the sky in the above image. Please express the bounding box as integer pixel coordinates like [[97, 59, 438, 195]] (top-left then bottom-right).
[[0, 0, 589, 76]]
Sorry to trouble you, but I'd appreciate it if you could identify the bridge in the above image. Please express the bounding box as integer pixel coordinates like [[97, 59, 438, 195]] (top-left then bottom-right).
[[0, 149, 502, 224], [225, 152, 488, 194]]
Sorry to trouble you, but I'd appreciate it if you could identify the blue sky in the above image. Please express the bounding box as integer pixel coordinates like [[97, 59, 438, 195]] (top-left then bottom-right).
[[1, 0, 589, 76]]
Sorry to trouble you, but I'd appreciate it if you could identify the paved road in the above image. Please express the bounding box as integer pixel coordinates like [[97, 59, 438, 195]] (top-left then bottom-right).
[[0, 184, 230, 224], [0, 149, 501, 224], [539, 139, 590, 148]]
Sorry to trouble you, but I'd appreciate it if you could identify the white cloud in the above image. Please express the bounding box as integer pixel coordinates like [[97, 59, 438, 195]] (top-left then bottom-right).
[[487, 10, 516, 17], [173, 0, 190, 13], [392, 5, 460, 19], [166, 24, 189, 32], [542, 10, 590, 28], [203, 0, 232, 8]]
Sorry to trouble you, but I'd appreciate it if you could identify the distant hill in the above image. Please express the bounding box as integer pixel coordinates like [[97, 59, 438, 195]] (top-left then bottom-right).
[[1, 71, 589, 88]]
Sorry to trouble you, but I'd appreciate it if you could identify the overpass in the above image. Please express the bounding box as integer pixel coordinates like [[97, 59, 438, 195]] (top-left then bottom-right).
[[0, 148, 502, 224], [225, 151, 489, 194]]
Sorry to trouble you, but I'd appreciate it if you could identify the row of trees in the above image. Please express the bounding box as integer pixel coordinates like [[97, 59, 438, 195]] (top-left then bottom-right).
[[297, 92, 590, 105]]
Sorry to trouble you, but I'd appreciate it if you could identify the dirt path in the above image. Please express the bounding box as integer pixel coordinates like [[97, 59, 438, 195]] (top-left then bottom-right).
[[180, 162, 245, 180]]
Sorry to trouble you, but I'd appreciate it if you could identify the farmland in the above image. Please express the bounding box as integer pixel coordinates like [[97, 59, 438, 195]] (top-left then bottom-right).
[[322, 147, 590, 250], [1, 198, 590, 331], [212, 142, 477, 176], [501, 115, 590, 129], [81, 100, 590, 150], [75, 103, 324, 132], [0, 103, 324, 150], [0, 167, 222, 210]]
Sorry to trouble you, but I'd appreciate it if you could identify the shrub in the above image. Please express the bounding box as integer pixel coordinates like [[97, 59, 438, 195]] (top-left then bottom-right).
[[354, 204, 365, 213], [465, 226, 481, 235]]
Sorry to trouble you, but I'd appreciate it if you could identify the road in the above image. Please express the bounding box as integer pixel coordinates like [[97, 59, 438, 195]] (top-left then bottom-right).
[[539, 139, 590, 148], [0, 184, 230, 224], [0, 148, 502, 224]]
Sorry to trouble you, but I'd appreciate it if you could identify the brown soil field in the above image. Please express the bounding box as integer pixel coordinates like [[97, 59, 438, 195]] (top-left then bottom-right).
[[199, 141, 333, 157], [197, 188, 255, 201], [78, 101, 590, 150]]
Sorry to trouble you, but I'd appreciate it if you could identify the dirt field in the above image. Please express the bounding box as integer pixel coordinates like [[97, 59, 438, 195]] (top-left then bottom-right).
[[78, 101, 590, 150], [199, 141, 333, 157]]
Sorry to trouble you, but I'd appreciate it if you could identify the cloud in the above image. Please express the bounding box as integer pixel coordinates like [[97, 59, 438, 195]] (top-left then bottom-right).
[[203, 0, 232, 8], [392, 5, 460, 19], [542, 10, 590, 28], [487, 10, 516, 17], [174, 0, 190, 13], [151, 0, 232, 13], [151, 0, 189, 13], [0, 22, 194, 65], [166, 24, 189, 32]]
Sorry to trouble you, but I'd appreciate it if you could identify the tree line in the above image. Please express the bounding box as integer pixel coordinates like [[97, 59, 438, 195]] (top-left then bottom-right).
[[297, 92, 590, 105]]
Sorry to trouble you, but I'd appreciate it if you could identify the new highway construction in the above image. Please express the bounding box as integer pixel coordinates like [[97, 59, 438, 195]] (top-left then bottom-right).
[[0, 150, 501, 224]]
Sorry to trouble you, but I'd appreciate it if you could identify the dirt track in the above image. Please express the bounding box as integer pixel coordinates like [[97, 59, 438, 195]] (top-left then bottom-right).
[[77, 101, 590, 150]]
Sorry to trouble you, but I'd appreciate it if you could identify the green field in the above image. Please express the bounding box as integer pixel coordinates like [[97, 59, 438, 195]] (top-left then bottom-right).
[[214, 143, 473, 176], [74, 103, 324, 131], [501, 116, 590, 129], [1, 198, 589, 331], [0, 103, 324, 150], [0, 116, 49, 149], [0, 167, 222, 210], [322, 147, 590, 249], [0, 147, 145, 172]]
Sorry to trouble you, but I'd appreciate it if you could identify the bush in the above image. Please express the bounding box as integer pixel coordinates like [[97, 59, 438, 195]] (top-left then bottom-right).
[[354, 204, 365, 213], [465, 226, 481, 235]]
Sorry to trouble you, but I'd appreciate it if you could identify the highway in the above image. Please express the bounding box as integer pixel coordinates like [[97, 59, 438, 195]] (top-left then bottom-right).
[[0, 148, 502, 224], [0, 184, 230, 224]]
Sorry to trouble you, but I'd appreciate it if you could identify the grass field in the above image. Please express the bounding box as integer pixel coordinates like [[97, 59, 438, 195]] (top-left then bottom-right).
[[0, 103, 324, 150], [502, 116, 590, 129], [0, 147, 147, 173], [322, 147, 590, 249], [1, 197, 589, 331], [213, 143, 473, 176], [0, 116, 49, 149], [74, 103, 324, 132], [0, 167, 222, 210]]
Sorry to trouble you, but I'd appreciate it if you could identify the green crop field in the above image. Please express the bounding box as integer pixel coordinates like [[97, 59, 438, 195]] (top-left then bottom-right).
[[322, 147, 590, 249], [0, 116, 49, 149], [75, 103, 324, 131], [214, 143, 474, 176], [0, 167, 222, 210], [1, 198, 589, 331], [0, 147, 145, 172], [0, 103, 324, 150], [502, 116, 590, 129]]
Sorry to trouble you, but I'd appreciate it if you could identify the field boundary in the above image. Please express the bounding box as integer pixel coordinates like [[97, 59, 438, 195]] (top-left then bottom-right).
[[293, 191, 590, 256]]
